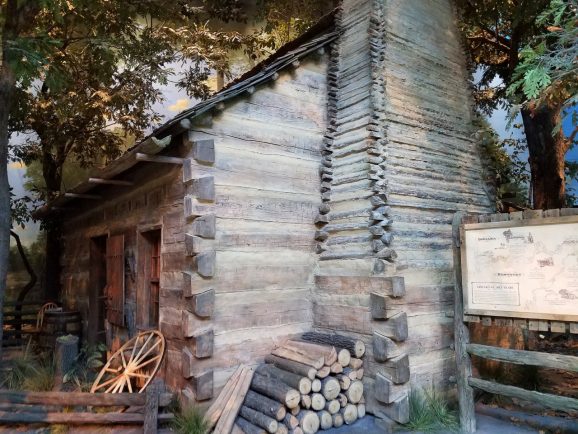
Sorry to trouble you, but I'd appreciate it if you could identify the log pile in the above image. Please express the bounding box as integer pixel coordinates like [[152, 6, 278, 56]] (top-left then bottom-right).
[[232, 332, 367, 434]]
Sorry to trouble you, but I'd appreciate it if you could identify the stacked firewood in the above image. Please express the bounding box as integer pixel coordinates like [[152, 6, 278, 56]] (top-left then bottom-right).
[[232, 332, 366, 434]]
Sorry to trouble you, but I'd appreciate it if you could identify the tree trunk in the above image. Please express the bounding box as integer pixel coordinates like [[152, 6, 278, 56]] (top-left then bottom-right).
[[0, 0, 20, 360], [521, 104, 568, 210], [0, 78, 12, 357], [11, 230, 37, 340], [41, 153, 63, 302]]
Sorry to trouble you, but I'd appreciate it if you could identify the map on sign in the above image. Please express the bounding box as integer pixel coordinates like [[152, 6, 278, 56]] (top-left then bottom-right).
[[462, 219, 578, 321]]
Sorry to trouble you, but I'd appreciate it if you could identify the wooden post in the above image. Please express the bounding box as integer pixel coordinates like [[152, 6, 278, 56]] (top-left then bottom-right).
[[144, 382, 160, 434], [452, 212, 476, 433]]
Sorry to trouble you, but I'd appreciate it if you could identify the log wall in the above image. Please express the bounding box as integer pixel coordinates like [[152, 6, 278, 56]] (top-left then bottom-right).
[[60, 163, 185, 351], [312, 0, 494, 424], [178, 56, 327, 401], [382, 0, 493, 390], [59, 55, 327, 402]]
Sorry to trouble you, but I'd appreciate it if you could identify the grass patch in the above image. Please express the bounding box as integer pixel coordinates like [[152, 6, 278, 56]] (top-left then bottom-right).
[[23, 358, 55, 391], [171, 405, 209, 434], [405, 389, 459, 433], [0, 347, 42, 390]]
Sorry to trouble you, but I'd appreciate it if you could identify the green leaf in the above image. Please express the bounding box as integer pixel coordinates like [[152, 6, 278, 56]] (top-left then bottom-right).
[[523, 67, 552, 100]]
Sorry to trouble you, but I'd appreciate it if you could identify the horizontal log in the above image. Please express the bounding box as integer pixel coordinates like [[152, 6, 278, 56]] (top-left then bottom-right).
[[193, 370, 214, 401], [468, 377, 578, 413], [271, 348, 324, 370], [311, 393, 326, 411], [190, 214, 216, 239], [244, 390, 286, 422], [284, 340, 337, 366], [373, 331, 401, 362], [466, 344, 578, 372], [251, 373, 301, 409], [0, 411, 173, 425], [315, 275, 404, 298], [319, 410, 332, 430], [377, 394, 409, 424], [236, 416, 267, 434], [376, 312, 408, 342], [381, 354, 410, 384], [301, 332, 365, 358], [264, 355, 316, 380], [0, 390, 149, 406], [374, 373, 407, 404], [136, 153, 184, 164], [88, 178, 133, 186], [315, 366, 330, 379], [240, 405, 278, 433], [256, 364, 312, 395], [192, 139, 216, 164], [297, 410, 320, 434]]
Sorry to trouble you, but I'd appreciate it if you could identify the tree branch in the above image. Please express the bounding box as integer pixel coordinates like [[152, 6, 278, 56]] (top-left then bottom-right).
[[467, 34, 511, 54]]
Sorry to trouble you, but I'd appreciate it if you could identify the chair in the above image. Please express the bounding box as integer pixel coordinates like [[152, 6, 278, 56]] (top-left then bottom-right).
[[36, 302, 60, 329], [25, 302, 61, 347]]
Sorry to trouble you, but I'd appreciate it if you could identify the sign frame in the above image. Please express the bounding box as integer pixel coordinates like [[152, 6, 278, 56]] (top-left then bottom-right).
[[460, 214, 578, 322]]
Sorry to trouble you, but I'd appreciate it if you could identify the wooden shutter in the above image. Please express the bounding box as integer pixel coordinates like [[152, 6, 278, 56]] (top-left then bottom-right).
[[106, 234, 125, 326]]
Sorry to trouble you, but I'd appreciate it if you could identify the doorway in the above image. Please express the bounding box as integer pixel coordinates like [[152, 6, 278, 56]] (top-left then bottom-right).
[[89, 235, 107, 345], [139, 229, 161, 328]]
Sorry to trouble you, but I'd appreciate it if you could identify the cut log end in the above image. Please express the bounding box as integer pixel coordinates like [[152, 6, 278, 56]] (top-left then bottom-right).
[[297, 410, 320, 434]]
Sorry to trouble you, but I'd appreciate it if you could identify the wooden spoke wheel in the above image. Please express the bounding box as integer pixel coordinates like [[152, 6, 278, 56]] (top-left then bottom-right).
[[91, 330, 165, 394]]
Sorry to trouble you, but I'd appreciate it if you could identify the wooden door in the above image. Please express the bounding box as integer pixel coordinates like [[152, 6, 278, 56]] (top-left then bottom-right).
[[89, 236, 107, 344], [106, 234, 125, 326]]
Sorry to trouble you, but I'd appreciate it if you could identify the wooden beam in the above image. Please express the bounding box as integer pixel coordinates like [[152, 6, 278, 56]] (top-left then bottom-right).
[[185, 234, 202, 257], [88, 178, 133, 186], [373, 331, 400, 362], [374, 373, 407, 404], [0, 390, 145, 406], [63, 193, 101, 200], [466, 344, 578, 372], [469, 377, 578, 412], [375, 312, 407, 342], [452, 212, 476, 433], [193, 327, 214, 358], [380, 354, 410, 384], [182, 347, 195, 378], [377, 394, 409, 424], [195, 251, 216, 278], [0, 411, 149, 425], [191, 214, 216, 239], [136, 153, 184, 164], [370, 292, 388, 319], [190, 176, 215, 202], [193, 370, 214, 401], [192, 288, 215, 318], [192, 139, 215, 165], [143, 382, 160, 434]]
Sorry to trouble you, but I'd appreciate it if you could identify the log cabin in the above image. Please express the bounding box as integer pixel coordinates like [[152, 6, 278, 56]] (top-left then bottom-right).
[[37, 0, 494, 427]]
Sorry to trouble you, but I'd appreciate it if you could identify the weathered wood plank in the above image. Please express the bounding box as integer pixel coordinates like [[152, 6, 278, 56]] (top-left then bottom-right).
[[452, 213, 476, 433], [469, 377, 578, 412], [0, 390, 145, 406], [466, 344, 578, 372]]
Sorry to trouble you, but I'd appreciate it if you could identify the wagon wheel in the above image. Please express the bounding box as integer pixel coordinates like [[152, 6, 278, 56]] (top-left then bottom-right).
[[91, 330, 165, 394]]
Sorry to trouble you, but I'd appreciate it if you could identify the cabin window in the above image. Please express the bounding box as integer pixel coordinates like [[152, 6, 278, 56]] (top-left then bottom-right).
[[138, 229, 161, 328]]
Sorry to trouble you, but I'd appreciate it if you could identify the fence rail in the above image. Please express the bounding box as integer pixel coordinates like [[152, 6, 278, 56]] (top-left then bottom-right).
[[2, 300, 45, 347], [0, 388, 173, 433]]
